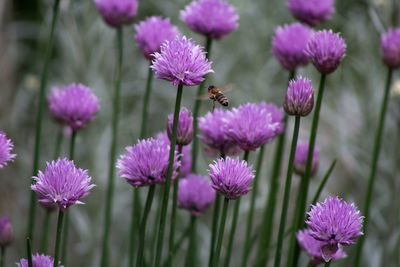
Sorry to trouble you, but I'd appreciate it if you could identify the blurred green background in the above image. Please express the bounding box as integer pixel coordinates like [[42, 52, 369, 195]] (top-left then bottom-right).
[[0, 0, 400, 266]]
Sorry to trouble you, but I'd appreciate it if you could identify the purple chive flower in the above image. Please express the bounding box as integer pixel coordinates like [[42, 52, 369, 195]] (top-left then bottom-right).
[[198, 109, 241, 157], [380, 28, 400, 69], [306, 30, 346, 74], [225, 103, 284, 151], [294, 142, 319, 176], [0, 217, 13, 247], [209, 157, 255, 199], [306, 196, 363, 262], [284, 77, 314, 116], [94, 0, 138, 28], [178, 174, 216, 216], [272, 23, 314, 71], [287, 0, 335, 27], [48, 84, 100, 131], [151, 36, 213, 86], [117, 138, 179, 187], [180, 0, 239, 39], [167, 107, 193, 146], [0, 131, 16, 168], [297, 229, 347, 265], [135, 16, 180, 60], [31, 159, 95, 211], [17, 254, 63, 267]]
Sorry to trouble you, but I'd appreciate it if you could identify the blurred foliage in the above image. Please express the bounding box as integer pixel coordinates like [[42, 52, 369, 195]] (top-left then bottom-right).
[[0, 0, 399, 266]]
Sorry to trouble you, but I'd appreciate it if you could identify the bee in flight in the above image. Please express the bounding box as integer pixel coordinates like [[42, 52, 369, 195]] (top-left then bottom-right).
[[207, 85, 230, 111]]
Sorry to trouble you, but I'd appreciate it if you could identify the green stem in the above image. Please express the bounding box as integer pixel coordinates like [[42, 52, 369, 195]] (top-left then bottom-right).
[[354, 68, 393, 267], [241, 145, 265, 267], [53, 210, 65, 267], [27, 238, 33, 267], [162, 223, 191, 267], [153, 83, 184, 267], [100, 27, 124, 267], [208, 194, 221, 267], [0, 246, 5, 267], [288, 74, 327, 267], [325, 261, 331, 267], [27, 0, 61, 241], [40, 210, 52, 253], [185, 215, 197, 267], [128, 188, 141, 267], [223, 198, 241, 267], [60, 130, 76, 266], [311, 159, 337, 205], [223, 151, 249, 267], [167, 145, 184, 267], [273, 116, 301, 267], [212, 197, 229, 267], [254, 70, 294, 267], [136, 185, 156, 267], [191, 37, 212, 173]]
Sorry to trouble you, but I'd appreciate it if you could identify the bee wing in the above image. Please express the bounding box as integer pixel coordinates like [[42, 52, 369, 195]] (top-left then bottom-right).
[[197, 93, 211, 100], [220, 83, 234, 93]]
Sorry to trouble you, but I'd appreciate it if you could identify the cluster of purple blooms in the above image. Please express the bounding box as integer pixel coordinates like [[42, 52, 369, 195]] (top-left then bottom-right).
[[16, 254, 62, 267], [0, 131, 16, 169], [298, 196, 363, 264]]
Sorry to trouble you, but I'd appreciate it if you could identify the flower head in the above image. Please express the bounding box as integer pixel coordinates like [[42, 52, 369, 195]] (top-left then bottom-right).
[[287, 0, 335, 26], [380, 28, 400, 69], [306, 30, 346, 74], [167, 107, 193, 146], [306, 196, 363, 262], [17, 254, 63, 267], [117, 138, 179, 187], [209, 157, 255, 199], [284, 77, 314, 116], [48, 84, 100, 131], [180, 0, 239, 39], [198, 109, 241, 157], [0, 217, 13, 247], [294, 142, 319, 176], [135, 17, 180, 60], [151, 36, 213, 86], [225, 103, 284, 151], [95, 0, 138, 28], [0, 131, 16, 168], [272, 23, 314, 71], [31, 159, 95, 211], [178, 174, 216, 216], [297, 229, 347, 265]]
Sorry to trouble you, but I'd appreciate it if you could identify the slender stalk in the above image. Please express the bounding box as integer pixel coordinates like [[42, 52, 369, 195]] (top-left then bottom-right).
[[136, 185, 156, 267], [53, 210, 65, 267], [27, 0, 61, 240], [254, 70, 294, 267], [191, 37, 212, 173], [354, 68, 393, 266], [27, 238, 33, 267], [60, 130, 76, 266], [212, 197, 229, 267], [241, 145, 265, 267], [40, 128, 63, 253], [185, 215, 197, 267], [273, 116, 301, 267], [223, 198, 241, 267], [223, 151, 249, 267], [0, 246, 4, 267], [208, 194, 221, 266], [288, 74, 327, 267], [167, 145, 184, 267], [153, 83, 184, 267], [207, 151, 226, 266], [311, 159, 337, 205], [162, 223, 191, 267], [100, 27, 124, 267], [325, 261, 331, 267]]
